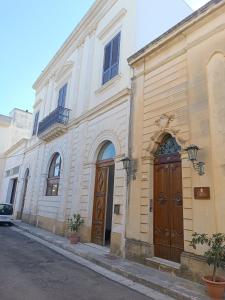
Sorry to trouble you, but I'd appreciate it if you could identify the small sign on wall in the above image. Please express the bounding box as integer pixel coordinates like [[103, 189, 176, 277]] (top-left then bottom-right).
[[194, 187, 210, 200]]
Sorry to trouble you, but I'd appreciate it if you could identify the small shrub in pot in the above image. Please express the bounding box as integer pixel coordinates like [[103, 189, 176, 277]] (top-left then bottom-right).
[[190, 232, 225, 299], [67, 214, 84, 244]]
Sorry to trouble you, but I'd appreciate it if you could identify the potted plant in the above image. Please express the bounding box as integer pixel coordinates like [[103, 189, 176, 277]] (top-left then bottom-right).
[[190, 232, 225, 299], [67, 214, 84, 244]]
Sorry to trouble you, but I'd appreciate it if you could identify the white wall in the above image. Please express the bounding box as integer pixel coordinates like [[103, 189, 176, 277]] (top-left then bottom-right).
[[136, 0, 192, 50]]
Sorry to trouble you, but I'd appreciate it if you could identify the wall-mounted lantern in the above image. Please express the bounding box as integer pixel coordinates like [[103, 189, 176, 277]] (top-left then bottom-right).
[[184, 144, 205, 176], [121, 157, 137, 182]]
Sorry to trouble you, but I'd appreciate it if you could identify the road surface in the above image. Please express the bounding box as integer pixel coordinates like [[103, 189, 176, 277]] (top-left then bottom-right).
[[0, 225, 152, 300]]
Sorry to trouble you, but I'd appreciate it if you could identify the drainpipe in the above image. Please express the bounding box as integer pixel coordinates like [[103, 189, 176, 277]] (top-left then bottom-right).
[[124, 65, 135, 257]]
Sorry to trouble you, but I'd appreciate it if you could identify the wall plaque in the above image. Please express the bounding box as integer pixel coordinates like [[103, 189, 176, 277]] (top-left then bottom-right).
[[194, 187, 210, 200]]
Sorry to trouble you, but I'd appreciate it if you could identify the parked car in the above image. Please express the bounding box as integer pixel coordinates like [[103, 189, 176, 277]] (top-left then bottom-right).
[[0, 204, 14, 225]]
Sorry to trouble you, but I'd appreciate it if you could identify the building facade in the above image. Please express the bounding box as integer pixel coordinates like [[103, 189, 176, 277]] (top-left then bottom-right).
[[2, 0, 192, 256], [127, 0, 225, 280], [0, 109, 32, 206]]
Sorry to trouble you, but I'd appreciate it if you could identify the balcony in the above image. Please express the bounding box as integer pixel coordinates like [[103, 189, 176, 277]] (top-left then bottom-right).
[[37, 106, 70, 142]]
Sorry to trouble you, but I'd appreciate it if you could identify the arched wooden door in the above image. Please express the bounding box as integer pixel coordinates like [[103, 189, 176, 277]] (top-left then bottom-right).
[[154, 135, 184, 263], [91, 142, 115, 246]]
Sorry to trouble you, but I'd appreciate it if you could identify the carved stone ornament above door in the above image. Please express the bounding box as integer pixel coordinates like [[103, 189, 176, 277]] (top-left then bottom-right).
[[142, 114, 189, 160]]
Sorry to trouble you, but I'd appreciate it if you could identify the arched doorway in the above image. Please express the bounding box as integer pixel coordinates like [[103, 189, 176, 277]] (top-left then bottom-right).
[[153, 134, 184, 263], [91, 141, 115, 246], [19, 168, 29, 220]]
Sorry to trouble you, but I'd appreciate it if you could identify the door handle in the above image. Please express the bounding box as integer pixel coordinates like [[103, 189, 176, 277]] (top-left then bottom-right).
[[150, 199, 153, 212]]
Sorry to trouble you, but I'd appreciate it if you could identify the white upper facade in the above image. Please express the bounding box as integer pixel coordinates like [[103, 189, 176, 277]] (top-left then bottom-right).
[[0, 109, 32, 154], [31, 0, 192, 137]]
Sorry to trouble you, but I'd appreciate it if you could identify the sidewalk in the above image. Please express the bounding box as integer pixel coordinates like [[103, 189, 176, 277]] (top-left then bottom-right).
[[13, 221, 209, 300]]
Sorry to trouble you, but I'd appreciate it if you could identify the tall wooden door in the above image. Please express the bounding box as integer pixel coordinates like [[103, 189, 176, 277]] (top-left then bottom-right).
[[154, 153, 184, 263], [91, 164, 109, 245], [19, 171, 29, 220]]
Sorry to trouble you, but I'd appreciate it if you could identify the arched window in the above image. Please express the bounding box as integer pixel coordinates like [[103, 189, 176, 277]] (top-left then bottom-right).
[[46, 153, 61, 196], [155, 134, 181, 157], [97, 141, 116, 161]]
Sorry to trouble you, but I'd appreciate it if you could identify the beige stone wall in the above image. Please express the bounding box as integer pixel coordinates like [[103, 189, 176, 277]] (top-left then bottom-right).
[[128, 2, 225, 276]]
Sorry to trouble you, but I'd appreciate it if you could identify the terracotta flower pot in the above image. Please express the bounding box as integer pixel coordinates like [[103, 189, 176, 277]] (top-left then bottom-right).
[[202, 276, 225, 300], [69, 232, 80, 244]]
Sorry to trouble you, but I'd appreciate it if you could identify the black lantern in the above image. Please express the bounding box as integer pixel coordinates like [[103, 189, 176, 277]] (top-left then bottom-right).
[[121, 157, 137, 183], [184, 144, 205, 176], [185, 144, 200, 161], [197, 161, 205, 176], [121, 157, 130, 171]]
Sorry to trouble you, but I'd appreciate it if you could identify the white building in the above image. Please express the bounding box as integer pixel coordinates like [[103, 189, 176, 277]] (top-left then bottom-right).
[[4, 0, 192, 255], [0, 109, 32, 207]]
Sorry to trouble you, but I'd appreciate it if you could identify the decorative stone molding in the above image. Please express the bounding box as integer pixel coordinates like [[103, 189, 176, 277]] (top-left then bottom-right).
[[55, 61, 74, 82], [97, 8, 127, 40], [143, 114, 188, 158], [87, 129, 122, 163]]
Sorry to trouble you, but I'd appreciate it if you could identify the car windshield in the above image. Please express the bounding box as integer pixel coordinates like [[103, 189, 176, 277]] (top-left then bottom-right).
[[0, 204, 13, 215]]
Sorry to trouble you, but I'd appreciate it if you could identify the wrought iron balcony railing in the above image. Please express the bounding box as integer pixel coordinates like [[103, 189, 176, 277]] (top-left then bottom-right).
[[37, 106, 70, 136]]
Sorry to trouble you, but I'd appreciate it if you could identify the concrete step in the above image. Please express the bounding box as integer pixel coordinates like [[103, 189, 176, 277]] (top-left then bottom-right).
[[13, 221, 211, 300], [145, 257, 181, 276]]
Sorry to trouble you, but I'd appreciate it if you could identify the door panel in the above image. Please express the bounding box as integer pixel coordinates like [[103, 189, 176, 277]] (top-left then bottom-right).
[[170, 162, 184, 262], [154, 157, 184, 262], [154, 163, 171, 260], [91, 166, 109, 245]]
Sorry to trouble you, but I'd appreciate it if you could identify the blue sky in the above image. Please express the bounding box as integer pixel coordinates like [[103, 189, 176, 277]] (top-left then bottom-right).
[[0, 0, 208, 115]]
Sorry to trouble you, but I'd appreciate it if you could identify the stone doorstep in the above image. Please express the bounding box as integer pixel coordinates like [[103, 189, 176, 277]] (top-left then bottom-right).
[[145, 257, 181, 275], [13, 222, 210, 300]]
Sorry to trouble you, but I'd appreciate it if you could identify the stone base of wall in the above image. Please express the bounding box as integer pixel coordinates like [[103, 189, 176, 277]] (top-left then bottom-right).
[[36, 215, 66, 235], [125, 238, 153, 263], [21, 213, 37, 226], [111, 232, 122, 256], [21, 214, 66, 236], [80, 225, 91, 243], [180, 251, 225, 282]]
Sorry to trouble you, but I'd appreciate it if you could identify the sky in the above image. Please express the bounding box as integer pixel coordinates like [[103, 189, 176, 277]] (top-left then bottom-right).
[[0, 0, 209, 116]]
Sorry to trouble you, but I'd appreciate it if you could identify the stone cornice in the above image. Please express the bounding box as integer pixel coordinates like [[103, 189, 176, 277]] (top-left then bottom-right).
[[33, 0, 118, 91], [68, 87, 131, 128], [97, 8, 127, 40], [4, 138, 28, 156]]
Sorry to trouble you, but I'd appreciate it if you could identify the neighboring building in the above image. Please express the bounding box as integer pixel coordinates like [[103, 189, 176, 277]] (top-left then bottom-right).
[[4, 0, 192, 256], [127, 0, 225, 280], [0, 109, 32, 206]]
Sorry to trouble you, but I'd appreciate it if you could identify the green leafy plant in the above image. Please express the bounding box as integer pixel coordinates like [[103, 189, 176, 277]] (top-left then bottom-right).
[[67, 214, 84, 233], [190, 233, 225, 282]]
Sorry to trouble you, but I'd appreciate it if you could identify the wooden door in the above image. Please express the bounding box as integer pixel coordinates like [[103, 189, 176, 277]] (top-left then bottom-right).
[[19, 176, 28, 220], [91, 164, 109, 245], [154, 154, 183, 262]]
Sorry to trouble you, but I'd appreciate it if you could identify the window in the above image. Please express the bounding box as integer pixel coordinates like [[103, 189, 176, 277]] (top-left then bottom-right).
[[57, 83, 67, 108], [46, 153, 61, 196], [97, 141, 116, 161], [32, 111, 39, 135], [102, 32, 121, 85]]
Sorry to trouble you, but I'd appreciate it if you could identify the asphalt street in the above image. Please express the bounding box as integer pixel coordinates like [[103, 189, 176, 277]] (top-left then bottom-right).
[[0, 225, 151, 300]]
